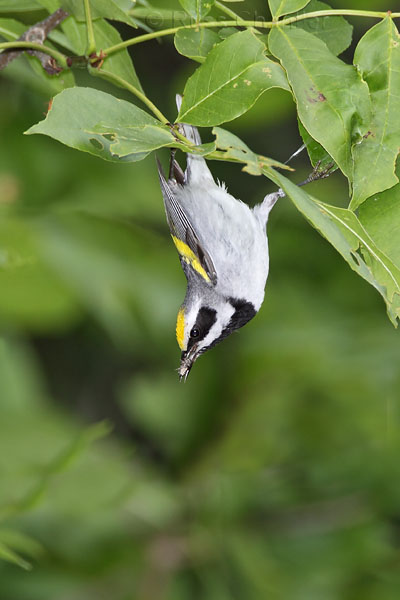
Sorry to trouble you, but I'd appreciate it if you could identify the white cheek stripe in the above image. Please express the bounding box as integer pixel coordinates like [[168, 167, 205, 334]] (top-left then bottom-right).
[[183, 298, 202, 349], [201, 303, 235, 349]]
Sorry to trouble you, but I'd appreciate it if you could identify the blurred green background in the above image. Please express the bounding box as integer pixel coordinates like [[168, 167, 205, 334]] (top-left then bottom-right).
[[0, 1, 399, 598]]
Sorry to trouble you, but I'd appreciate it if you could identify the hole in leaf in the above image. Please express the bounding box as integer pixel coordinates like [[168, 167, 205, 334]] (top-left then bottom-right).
[[350, 247, 364, 267], [102, 133, 115, 141], [89, 137, 104, 150]]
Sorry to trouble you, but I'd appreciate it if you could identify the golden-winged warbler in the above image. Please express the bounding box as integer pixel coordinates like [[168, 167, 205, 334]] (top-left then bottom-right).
[[157, 95, 282, 380]]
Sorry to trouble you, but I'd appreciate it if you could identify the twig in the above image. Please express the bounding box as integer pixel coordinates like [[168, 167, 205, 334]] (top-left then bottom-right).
[[0, 8, 68, 73], [102, 10, 398, 56], [91, 67, 170, 125], [83, 0, 96, 55]]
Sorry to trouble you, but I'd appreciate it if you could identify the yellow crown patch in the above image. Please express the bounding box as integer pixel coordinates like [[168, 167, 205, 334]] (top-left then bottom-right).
[[176, 307, 185, 350]]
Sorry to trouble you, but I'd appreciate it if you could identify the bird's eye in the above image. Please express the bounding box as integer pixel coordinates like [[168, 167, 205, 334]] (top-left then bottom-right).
[[190, 327, 200, 338]]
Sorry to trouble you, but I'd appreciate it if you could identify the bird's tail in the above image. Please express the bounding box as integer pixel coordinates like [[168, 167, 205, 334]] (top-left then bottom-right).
[[174, 94, 213, 185], [253, 189, 285, 226]]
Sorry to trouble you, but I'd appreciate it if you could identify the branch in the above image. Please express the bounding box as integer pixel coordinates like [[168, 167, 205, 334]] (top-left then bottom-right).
[[102, 10, 399, 56], [0, 8, 68, 73]]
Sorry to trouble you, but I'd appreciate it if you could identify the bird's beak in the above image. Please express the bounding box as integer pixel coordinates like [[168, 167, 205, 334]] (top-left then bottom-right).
[[178, 346, 200, 381]]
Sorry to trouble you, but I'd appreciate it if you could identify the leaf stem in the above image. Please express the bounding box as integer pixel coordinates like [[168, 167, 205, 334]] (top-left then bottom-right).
[[102, 22, 235, 55], [0, 41, 68, 68], [173, 128, 196, 146], [102, 10, 399, 56], [281, 8, 398, 24], [214, 1, 245, 21], [89, 68, 198, 146], [92, 68, 170, 124], [129, 7, 191, 24], [83, 0, 96, 55]]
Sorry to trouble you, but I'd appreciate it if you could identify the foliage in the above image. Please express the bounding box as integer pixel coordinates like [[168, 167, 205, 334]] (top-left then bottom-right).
[[0, 1, 399, 598], [1, 0, 399, 324]]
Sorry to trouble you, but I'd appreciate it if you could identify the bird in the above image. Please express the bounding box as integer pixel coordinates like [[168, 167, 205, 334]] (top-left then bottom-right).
[[157, 95, 282, 380]]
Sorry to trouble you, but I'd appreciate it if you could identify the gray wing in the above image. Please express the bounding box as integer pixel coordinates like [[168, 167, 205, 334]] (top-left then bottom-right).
[[157, 158, 217, 285]]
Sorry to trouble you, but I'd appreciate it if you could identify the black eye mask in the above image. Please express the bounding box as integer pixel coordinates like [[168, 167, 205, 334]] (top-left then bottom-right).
[[187, 306, 217, 350]]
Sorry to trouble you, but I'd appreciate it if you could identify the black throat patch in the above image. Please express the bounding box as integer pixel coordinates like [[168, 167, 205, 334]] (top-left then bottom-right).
[[206, 298, 257, 351], [228, 298, 257, 329]]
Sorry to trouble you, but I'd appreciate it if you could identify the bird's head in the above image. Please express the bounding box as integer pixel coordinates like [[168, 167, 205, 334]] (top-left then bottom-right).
[[175, 294, 257, 380]]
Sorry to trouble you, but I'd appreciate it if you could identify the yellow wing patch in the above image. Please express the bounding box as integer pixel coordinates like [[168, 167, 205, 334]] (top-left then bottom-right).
[[176, 307, 185, 350], [172, 235, 210, 283]]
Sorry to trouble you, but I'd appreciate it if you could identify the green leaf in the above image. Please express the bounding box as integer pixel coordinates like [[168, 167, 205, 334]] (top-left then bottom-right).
[[35, 2, 89, 53], [174, 28, 220, 63], [0, 0, 41, 10], [359, 178, 400, 270], [178, 29, 290, 127], [35, 0, 85, 55], [212, 127, 290, 174], [292, 0, 353, 56], [178, 0, 215, 21], [53, 14, 87, 54], [87, 123, 176, 158], [218, 27, 239, 39], [298, 120, 338, 173], [264, 168, 400, 326], [59, 0, 137, 27], [34, 0, 60, 11], [25, 87, 176, 162], [0, 541, 31, 570], [351, 17, 400, 209], [0, 530, 43, 562], [268, 0, 311, 19], [0, 18, 25, 39], [269, 26, 371, 182]]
